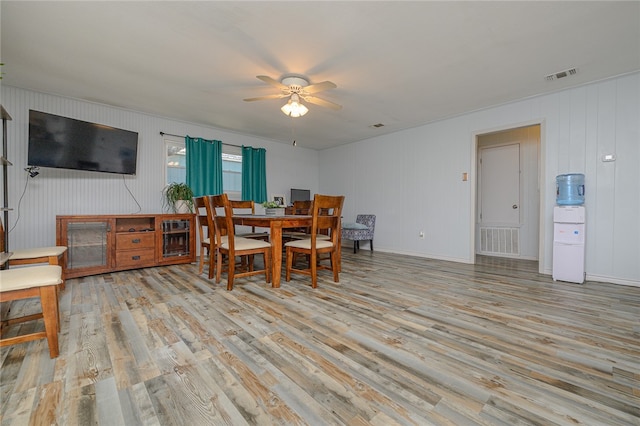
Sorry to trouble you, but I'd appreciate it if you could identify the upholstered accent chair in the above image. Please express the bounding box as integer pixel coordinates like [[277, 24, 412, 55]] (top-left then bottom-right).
[[341, 214, 376, 253]]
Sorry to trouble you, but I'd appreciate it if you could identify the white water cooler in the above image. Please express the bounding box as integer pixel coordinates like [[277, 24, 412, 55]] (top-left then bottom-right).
[[552, 206, 585, 284]]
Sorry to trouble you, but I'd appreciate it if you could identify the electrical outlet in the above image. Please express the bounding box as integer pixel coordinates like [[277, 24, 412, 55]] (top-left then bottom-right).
[[419, 231, 424, 239]]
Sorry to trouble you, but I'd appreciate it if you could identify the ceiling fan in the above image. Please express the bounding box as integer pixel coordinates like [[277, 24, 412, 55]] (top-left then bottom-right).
[[244, 75, 342, 117]]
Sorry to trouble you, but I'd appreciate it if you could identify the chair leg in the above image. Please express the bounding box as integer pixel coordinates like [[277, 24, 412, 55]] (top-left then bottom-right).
[[370, 239, 373, 252], [331, 251, 340, 283], [285, 247, 292, 282], [264, 251, 271, 284], [199, 249, 205, 274], [55, 285, 61, 332], [310, 252, 318, 289], [353, 241, 357, 253], [216, 251, 223, 283], [227, 257, 235, 291], [40, 285, 60, 358]]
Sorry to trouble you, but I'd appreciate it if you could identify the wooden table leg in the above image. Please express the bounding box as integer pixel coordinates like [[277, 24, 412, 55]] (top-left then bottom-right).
[[270, 223, 283, 288]]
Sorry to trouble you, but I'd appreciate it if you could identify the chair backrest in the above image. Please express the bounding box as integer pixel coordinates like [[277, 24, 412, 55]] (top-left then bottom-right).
[[229, 200, 256, 232], [207, 193, 236, 251], [193, 196, 210, 244], [356, 214, 376, 232], [292, 200, 312, 215], [229, 200, 256, 214], [310, 194, 345, 245]]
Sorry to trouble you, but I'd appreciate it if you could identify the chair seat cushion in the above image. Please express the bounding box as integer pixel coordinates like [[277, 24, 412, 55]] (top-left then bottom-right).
[[237, 232, 269, 239], [221, 237, 270, 250], [298, 234, 330, 240], [0, 265, 63, 292], [285, 239, 334, 249], [343, 222, 369, 230], [282, 231, 309, 237], [203, 235, 229, 246], [10, 246, 67, 260]]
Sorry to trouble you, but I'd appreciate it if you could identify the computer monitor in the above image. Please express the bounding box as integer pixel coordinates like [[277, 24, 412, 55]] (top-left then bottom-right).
[[290, 188, 311, 203]]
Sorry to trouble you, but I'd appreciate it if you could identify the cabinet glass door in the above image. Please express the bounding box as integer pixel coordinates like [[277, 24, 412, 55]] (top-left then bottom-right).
[[161, 219, 191, 258], [66, 221, 110, 269]]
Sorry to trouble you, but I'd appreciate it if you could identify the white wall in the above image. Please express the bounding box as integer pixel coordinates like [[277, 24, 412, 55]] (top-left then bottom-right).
[[1, 86, 319, 250], [4, 74, 638, 287], [320, 72, 639, 287]]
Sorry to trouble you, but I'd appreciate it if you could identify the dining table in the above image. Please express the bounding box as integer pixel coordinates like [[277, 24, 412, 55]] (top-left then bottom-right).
[[232, 214, 312, 288]]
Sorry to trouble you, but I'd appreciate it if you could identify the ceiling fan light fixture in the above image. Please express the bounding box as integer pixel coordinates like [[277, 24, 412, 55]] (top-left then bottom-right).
[[281, 94, 308, 117]]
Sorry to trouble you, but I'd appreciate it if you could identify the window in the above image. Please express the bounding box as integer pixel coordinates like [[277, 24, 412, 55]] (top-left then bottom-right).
[[222, 145, 242, 199], [165, 137, 186, 185], [164, 136, 241, 198]]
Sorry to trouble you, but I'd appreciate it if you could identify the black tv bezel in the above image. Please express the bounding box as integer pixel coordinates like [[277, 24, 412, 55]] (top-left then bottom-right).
[[27, 110, 139, 175], [290, 188, 311, 203]]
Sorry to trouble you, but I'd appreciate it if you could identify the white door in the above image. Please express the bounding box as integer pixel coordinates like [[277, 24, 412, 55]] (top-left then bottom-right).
[[479, 144, 520, 225], [477, 143, 521, 256]]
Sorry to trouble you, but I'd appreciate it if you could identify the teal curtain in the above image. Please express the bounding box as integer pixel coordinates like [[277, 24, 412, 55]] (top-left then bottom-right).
[[241, 145, 267, 202], [185, 136, 223, 197]]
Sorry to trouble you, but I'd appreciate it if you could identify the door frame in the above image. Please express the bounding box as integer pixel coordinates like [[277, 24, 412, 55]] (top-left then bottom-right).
[[469, 119, 546, 273]]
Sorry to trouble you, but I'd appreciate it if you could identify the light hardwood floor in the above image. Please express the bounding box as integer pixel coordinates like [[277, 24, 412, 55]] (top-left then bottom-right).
[[1, 252, 638, 425]]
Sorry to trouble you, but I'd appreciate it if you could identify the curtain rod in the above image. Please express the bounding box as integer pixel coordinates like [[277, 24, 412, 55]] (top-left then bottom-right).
[[159, 132, 242, 148]]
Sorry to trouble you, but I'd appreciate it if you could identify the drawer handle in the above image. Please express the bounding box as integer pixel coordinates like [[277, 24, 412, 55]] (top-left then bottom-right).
[[132, 238, 141, 243], [132, 255, 141, 260]]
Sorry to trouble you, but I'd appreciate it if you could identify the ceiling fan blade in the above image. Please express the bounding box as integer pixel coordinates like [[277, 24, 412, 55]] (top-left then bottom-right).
[[243, 94, 288, 102], [303, 96, 342, 110], [256, 75, 288, 90], [301, 80, 337, 94]]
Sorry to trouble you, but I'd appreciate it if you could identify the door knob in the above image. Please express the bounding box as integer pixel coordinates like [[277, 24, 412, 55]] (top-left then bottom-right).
[[512, 204, 518, 209]]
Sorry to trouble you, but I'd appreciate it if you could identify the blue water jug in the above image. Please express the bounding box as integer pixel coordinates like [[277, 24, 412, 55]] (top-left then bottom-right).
[[556, 174, 585, 205]]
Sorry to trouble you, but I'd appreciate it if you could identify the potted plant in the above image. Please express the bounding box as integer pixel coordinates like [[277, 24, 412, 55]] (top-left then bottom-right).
[[163, 182, 194, 213], [262, 200, 285, 216]]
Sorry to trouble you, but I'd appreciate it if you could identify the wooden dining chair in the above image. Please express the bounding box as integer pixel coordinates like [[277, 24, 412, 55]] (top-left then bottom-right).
[[283, 200, 313, 242], [208, 194, 272, 290], [285, 194, 344, 288], [193, 196, 214, 276], [229, 200, 269, 241]]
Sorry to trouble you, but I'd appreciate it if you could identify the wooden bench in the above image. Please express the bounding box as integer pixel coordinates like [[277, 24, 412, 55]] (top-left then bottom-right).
[[0, 265, 63, 358], [8, 246, 67, 289]]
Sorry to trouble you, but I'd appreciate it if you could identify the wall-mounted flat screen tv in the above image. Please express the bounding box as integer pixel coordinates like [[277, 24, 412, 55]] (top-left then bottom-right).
[[291, 188, 311, 203], [28, 110, 139, 175]]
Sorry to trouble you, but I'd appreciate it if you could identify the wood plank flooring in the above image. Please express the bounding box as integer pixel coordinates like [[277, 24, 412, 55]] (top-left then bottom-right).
[[1, 252, 639, 425]]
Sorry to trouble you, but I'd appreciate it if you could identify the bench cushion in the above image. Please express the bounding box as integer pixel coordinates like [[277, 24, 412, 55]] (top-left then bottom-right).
[[10, 246, 67, 260], [0, 265, 63, 292]]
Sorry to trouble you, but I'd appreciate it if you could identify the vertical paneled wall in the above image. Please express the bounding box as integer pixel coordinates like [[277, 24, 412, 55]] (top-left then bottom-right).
[[320, 72, 639, 286], [3, 73, 638, 286], [1, 86, 319, 250]]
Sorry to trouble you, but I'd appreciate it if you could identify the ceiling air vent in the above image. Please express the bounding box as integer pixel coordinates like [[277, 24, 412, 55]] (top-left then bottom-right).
[[545, 68, 578, 81]]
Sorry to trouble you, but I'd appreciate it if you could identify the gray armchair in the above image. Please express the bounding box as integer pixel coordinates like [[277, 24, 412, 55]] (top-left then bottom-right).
[[341, 214, 376, 253]]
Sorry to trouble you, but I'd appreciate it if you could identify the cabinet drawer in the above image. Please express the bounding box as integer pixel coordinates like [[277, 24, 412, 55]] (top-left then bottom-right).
[[116, 233, 155, 250], [116, 249, 155, 268]]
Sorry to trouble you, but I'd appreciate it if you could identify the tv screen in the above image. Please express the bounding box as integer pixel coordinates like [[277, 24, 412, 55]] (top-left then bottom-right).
[[28, 110, 138, 175], [291, 188, 311, 203]]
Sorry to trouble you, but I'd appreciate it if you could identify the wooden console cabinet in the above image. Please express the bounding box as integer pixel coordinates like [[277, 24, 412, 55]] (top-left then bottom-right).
[[56, 214, 195, 279]]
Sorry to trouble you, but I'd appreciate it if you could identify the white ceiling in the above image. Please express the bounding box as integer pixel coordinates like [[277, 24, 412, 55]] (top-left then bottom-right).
[[2, 1, 639, 150]]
